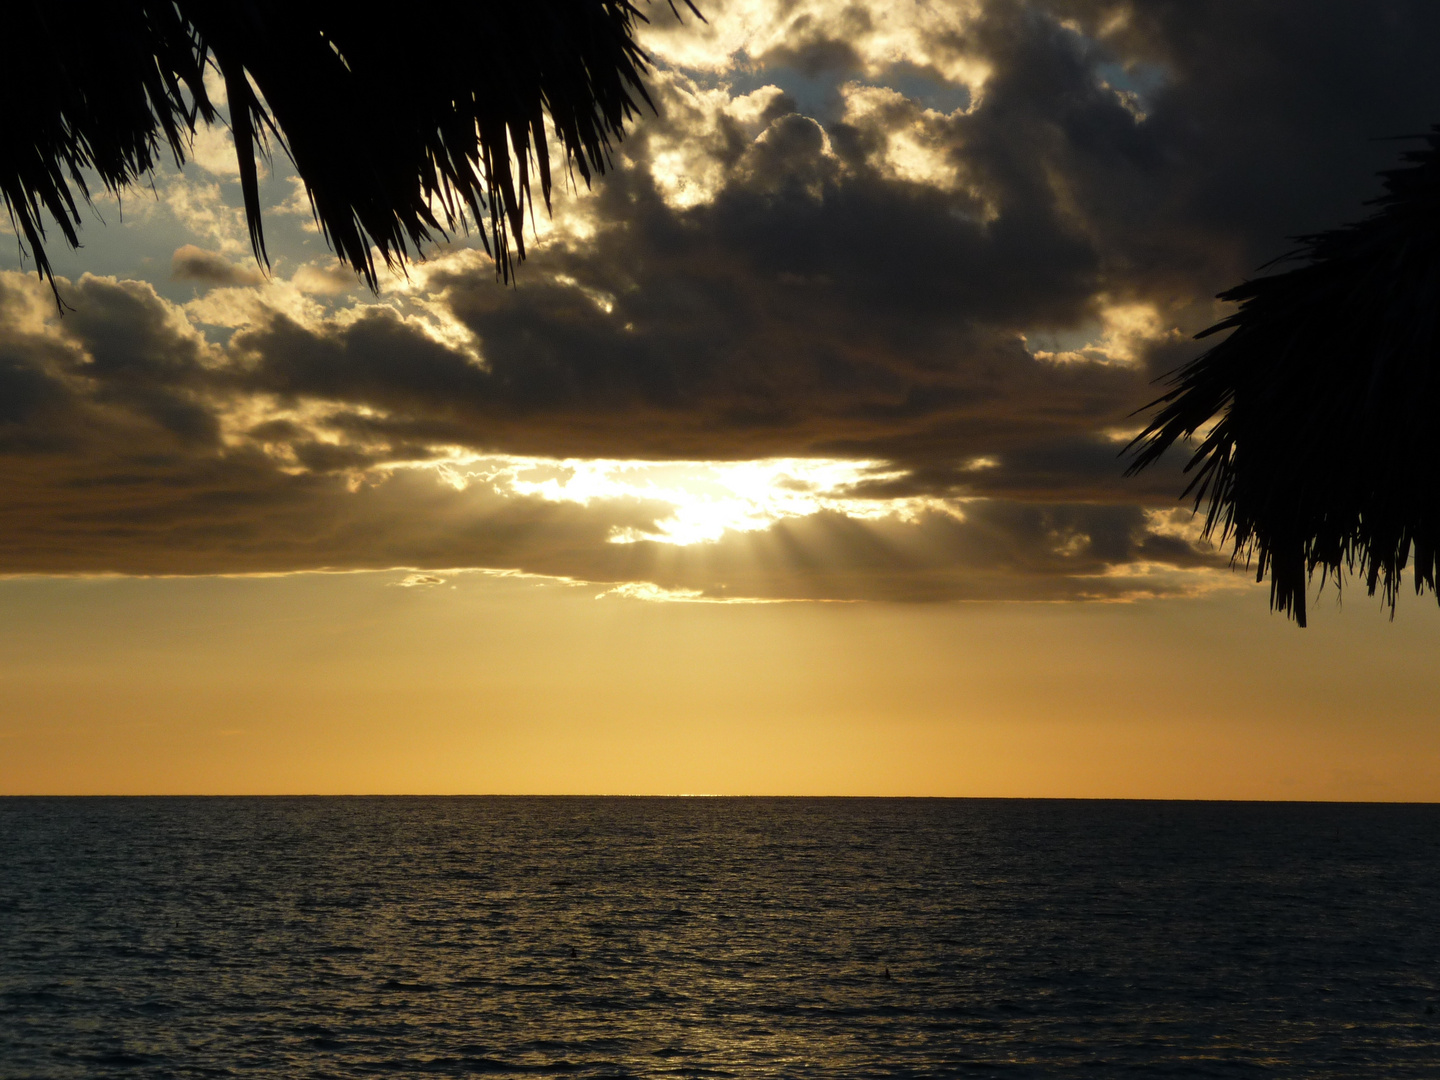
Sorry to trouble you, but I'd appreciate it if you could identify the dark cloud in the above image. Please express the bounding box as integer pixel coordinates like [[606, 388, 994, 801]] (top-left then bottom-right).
[[2, 1, 1434, 599], [1047, 0, 1440, 269], [170, 245, 266, 288]]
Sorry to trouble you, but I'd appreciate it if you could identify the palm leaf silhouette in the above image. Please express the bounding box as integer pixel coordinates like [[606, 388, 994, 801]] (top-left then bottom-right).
[[1127, 129, 1440, 625], [3, 0, 696, 296]]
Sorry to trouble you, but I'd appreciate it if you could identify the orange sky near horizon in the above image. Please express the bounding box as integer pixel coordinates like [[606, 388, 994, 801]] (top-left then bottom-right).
[[4, 571, 1439, 800]]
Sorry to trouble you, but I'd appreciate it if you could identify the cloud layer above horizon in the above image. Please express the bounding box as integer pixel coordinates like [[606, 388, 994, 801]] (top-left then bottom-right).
[[3, 0, 1438, 601]]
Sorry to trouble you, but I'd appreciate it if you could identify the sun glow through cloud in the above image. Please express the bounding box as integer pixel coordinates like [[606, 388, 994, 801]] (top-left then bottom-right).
[[433, 456, 960, 546]]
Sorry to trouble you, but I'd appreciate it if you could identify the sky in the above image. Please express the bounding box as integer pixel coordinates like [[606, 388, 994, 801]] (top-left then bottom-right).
[[4, 0, 1440, 797]]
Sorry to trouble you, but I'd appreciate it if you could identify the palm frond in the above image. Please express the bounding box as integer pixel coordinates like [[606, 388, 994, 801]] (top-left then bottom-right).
[[3, 0, 697, 298], [1127, 128, 1440, 625]]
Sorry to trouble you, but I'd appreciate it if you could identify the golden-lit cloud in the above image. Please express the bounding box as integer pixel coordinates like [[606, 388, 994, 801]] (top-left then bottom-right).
[[158, 175, 254, 257], [839, 83, 973, 194], [640, 0, 993, 93], [1026, 299, 1180, 366]]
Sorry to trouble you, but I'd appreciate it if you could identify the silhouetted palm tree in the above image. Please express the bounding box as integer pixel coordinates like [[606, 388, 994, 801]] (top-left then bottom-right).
[[1127, 129, 1440, 625], [3, 0, 693, 294]]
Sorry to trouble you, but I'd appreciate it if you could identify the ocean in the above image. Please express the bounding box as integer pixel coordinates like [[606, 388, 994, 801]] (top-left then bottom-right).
[[2, 797, 1438, 1077]]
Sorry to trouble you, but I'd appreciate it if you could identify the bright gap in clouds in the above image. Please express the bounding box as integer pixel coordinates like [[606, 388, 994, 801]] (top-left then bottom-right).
[[431, 456, 959, 546]]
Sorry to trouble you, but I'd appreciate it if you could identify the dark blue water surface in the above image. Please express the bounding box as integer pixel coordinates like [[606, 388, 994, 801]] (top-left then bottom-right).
[[2, 797, 1439, 1078]]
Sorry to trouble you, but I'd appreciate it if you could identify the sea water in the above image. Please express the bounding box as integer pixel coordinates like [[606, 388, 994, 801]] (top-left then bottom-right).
[[2, 797, 1438, 1077]]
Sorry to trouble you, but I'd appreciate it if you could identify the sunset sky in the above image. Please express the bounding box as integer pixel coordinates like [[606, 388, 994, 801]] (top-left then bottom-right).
[[5, 0, 1440, 797]]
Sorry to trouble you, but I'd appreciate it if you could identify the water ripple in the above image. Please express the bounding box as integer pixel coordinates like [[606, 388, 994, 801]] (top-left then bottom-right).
[[2, 797, 1439, 1077]]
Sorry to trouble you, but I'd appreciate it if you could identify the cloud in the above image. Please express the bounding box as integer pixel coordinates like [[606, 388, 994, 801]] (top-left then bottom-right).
[[158, 176, 253, 256], [186, 124, 243, 179], [393, 573, 447, 587], [639, 0, 992, 91], [0, 267, 1220, 600], [3, 2, 1438, 602], [171, 246, 267, 289]]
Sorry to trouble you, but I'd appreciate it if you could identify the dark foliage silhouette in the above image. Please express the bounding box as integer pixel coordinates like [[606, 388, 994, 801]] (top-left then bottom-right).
[[3, 0, 694, 296], [1128, 130, 1440, 626]]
